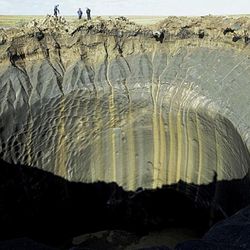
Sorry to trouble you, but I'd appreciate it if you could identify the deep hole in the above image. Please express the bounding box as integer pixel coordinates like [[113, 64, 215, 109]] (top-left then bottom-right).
[[0, 158, 249, 249]]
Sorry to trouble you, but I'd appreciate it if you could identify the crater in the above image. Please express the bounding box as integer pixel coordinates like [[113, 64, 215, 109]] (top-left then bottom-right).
[[1, 15, 250, 248]]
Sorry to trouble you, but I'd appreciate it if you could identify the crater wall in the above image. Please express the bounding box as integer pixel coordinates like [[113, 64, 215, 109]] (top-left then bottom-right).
[[0, 16, 250, 190]]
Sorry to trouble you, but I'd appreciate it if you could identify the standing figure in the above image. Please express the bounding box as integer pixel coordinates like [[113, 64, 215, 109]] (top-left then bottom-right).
[[86, 7, 91, 20], [54, 5, 60, 17], [77, 8, 83, 19]]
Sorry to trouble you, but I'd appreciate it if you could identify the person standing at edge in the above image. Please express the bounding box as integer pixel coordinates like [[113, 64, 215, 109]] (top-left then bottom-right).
[[86, 7, 91, 20], [54, 4, 60, 17], [77, 8, 83, 19]]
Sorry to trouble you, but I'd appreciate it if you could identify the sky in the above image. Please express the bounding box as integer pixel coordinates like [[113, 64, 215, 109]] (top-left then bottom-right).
[[0, 0, 250, 16]]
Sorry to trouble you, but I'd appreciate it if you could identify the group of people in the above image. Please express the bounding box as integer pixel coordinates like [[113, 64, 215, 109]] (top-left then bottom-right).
[[54, 5, 91, 20], [77, 7, 91, 20]]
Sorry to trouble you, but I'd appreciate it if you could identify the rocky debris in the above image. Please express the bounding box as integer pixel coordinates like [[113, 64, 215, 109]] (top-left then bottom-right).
[[1, 15, 250, 71], [0, 28, 7, 45], [223, 27, 235, 35], [0, 238, 57, 250], [203, 205, 250, 249], [0, 37, 6, 45], [177, 27, 194, 39], [1, 15, 250, 73], [71, 205, 250, 249], [154, 15, 250, 43], [29, 15, 69, 33], [245, 36, 250, 44], [72, 230, 140, 250], [35, 31, 45, 41], [69, 15, 143, 37], [0, 34, 7, 45], [176, 205, 250, 250], [137, 247, 170, 250], [1, 15, 250, 51], [198, 29, 205, 39], [232, 34, 242, 42], [152, 30, 164, 43], [244, 31, 250, 44]]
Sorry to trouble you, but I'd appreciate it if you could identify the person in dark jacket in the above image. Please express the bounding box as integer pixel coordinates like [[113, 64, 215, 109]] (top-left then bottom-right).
[[54, 5, 60, 17], [86, 7, 91, 20], [77, 8, 83, 19]]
